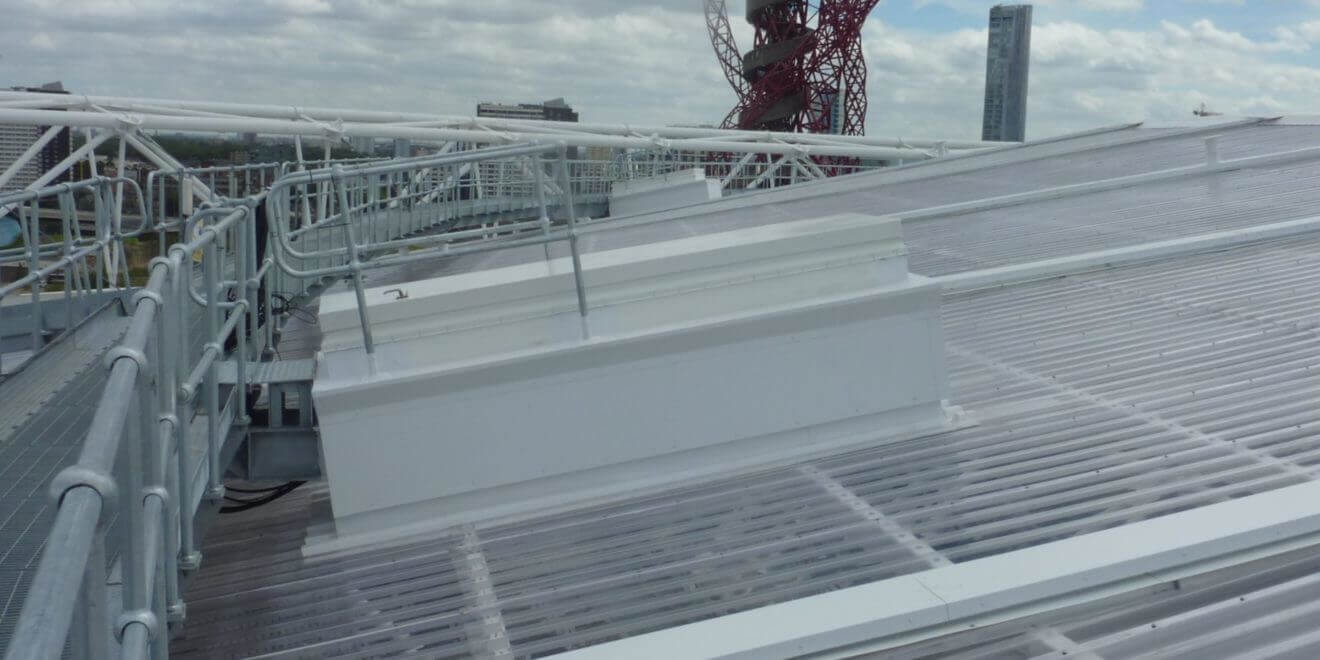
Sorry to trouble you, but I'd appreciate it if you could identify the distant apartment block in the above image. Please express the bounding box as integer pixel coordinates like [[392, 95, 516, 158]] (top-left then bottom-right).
[[982, 4, 1032, 142], [476, 98, 580, 123], [0, 82, 72, 191]]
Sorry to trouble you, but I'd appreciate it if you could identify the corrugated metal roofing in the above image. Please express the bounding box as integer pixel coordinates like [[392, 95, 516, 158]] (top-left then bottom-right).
[[177, 210, 1320, 658]]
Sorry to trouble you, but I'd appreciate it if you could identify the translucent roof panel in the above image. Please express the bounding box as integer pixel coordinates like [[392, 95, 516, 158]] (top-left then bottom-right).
[[180, 229, 1320, 658]]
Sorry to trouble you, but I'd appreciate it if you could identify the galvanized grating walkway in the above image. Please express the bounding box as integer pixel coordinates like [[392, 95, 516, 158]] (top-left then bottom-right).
[[0, 290, 247, 655], [0, 302, 131, 649], [172, 232, 1320, 658]]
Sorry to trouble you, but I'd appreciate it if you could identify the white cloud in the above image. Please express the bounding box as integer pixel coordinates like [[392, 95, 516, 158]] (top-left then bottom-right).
[[0, 3, 1318, 143], [917, 0, 1143, 12], [1300, 21, 1320, 41], [864, 17, 1320, 140]]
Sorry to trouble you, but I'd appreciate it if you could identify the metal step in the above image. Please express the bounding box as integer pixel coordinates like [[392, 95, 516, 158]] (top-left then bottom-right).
[[242, 428, 321, 481], [215, 358, 316, 385], [216, 358, 322, 480]]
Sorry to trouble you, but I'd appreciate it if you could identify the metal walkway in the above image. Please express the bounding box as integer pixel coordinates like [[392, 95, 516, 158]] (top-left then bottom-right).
[[0, 302, 130, 645]]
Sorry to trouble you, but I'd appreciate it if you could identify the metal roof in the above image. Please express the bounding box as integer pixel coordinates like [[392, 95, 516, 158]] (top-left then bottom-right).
[[174, 113, 1320, 660]]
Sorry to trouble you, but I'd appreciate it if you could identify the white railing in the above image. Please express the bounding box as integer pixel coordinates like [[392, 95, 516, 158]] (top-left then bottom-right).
[[1, 129, 893, 658], [0, 177, 149, 376], [0, 142, 587, 660]]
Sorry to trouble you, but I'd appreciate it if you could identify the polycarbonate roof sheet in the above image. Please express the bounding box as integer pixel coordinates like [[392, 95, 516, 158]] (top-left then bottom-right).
[[178, 229, 1320, 658], [361, 121, 1320, 289]]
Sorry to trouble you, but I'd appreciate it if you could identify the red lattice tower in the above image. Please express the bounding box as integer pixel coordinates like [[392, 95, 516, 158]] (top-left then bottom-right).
[[704, 0, 879, 134]]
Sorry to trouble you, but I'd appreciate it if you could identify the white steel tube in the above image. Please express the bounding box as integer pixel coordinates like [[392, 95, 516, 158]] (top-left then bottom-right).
[[0, 91, 993, 150], [0, 108, 937, 161]]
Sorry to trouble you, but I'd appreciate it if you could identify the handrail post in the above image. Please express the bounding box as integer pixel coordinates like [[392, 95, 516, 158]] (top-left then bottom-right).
[[151, 255, 186, 621], [532, 154, 553, 263], [168, 247, 200, 572], [21, 197, 44, 352], [555, 145, 589, 338], [117, 359, 150, 651], [234, 208, 251, 427], [333, 166, 375, 356], [70, 535, 110, 660], [202, 233, 224, 500]]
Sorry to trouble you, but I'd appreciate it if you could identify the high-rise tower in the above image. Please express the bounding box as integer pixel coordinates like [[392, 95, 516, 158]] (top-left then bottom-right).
[[982, 4, 1032, 142]]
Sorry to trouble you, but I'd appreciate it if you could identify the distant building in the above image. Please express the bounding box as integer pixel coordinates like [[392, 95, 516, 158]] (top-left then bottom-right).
[[0, 82, 73, 191], [349, 136, 375, 154], [827, 87, 846, 135], [981, 4, 1032, 142], [584, 145, 615, 161], [477, 98, 580, 123]]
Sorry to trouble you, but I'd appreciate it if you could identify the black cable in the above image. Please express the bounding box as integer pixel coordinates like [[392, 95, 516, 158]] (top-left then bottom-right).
[[221, 483, 298, 505], [270, 292, 318, 325], [219, 480, 305, 514], [225, 482, 299, 494]]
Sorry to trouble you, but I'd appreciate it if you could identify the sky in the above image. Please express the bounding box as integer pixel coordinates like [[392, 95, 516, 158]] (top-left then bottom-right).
[[2, 0, 1319, 141]]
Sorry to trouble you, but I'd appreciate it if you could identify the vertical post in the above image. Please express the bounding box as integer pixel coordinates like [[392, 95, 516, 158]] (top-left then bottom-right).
[[180, 177, 193, 217], [111, 133, 128, 286], [234, 210, 250, 428], [151, 259, 183, 622], [555, 146, 589, 338], [22, 198, 43, 352], [169, 249, 200, 571], [155, 174, 167, 255], [59, 190, 75, 336], [316, 141, 331, 226], [532, 154, 552, 262], [202, 236, 223, 500], [293, 136, 312, 229], [120, 381, 147, 646], [69, 536, 110, 660], [333, 166, 375, 357]]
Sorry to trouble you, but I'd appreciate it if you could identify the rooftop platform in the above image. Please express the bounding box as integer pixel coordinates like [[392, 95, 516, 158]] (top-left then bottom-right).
[[164, 118, 1320, 658]]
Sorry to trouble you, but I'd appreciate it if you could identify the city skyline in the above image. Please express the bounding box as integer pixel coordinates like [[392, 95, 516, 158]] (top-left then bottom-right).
[[1, 1, 1318, 141]]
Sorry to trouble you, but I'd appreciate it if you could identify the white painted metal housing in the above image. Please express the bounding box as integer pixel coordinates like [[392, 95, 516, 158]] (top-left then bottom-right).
[[312, 213, 954, 541], [608, 168, 722, 217]]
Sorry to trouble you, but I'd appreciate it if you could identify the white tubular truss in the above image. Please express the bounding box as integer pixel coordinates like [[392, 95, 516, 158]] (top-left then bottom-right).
[[0, 90, 994, 159]]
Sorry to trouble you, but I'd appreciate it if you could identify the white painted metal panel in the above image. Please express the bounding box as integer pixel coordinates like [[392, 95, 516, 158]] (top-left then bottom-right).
[[608, 168, 722, 217], [313, 214, 953, 539]]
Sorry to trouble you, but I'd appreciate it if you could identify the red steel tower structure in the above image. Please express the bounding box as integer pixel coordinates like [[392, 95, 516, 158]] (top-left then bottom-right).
[[705, 0, 880, 134]]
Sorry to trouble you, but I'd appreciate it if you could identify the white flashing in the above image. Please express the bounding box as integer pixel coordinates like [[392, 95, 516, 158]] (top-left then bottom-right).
[[937, 213, 1320, 293], [1276, 116, 1320, 126], [901, 142, 1320, 224], [608, 168, 722, 216], [552, 479, 1320, 660]]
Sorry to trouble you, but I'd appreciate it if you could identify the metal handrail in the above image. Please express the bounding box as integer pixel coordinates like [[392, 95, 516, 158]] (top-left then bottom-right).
[[2, 199, 257, 660], [1, 142, 599, 659], [7, 137, 806, 658], [0, 177, 153, 377], [264, 141, 593, 354]]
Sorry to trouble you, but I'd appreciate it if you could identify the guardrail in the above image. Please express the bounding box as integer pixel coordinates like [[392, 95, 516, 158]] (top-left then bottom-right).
[[2, 194, 264, 659], [0, 141, 586, 660], [266, 142, 585, 353], [0, 177, 150, 375]]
